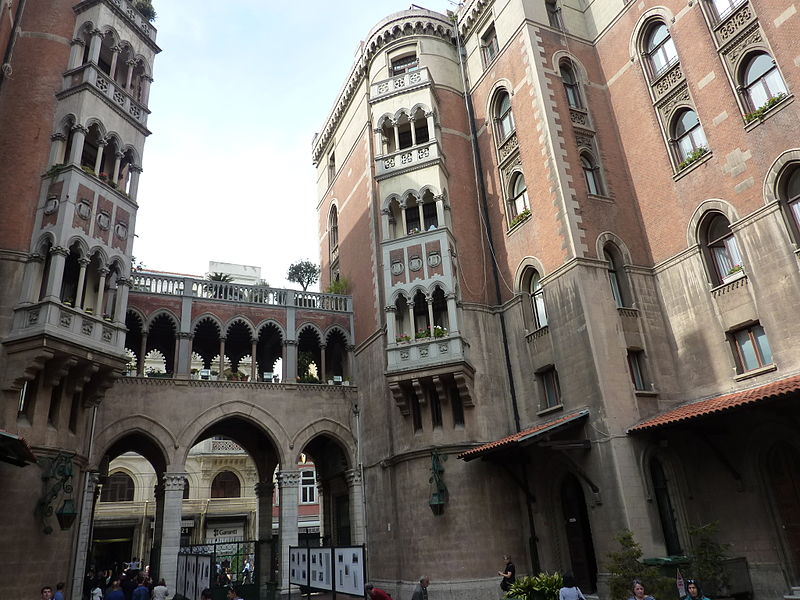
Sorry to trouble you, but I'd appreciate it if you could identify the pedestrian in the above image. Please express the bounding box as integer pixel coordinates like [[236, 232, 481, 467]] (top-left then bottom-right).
[[200, 589, 213, 600], [558, 573, 586, 600], [225, 586, 243, 600], [152, 578, 170, 600], [411, 576, 429, 600], [131, 577, 149, 600], [628, 579, 656, 600], [498, 554, 516, 593], [683, 579, 711, 600], [90, 579, 104, 600], [54, 582, 66, 600], [366, 583, 392, 600], [41, 586, 54, 600], [104, 579, 125, 600]]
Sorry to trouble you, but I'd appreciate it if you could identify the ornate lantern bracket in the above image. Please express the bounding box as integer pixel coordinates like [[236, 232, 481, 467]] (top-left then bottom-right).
[[35, 452, 76, 534], [429, 450, 448, 515]]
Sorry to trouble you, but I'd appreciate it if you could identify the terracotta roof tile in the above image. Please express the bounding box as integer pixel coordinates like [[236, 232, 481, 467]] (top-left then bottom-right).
[[628, 373, 800, 433], [458, 409, 589, 461]]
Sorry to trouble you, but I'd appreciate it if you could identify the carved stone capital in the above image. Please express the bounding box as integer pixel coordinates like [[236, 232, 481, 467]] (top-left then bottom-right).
[[163, 473, 187, 492], [115, 151, 125, 160], [28, 252, 44, 263], [276, 470, 302, 488], [50, 132, 67, 142], [344, 468, 362, 487], [130, 164, 143, 173], [176, 331, 193, 340], [71, 124, 88, 135], [50, 246, 69, 257], [98, 267, 110, 276], [284, 339, 297, 347], [71, 38, 86, 47]]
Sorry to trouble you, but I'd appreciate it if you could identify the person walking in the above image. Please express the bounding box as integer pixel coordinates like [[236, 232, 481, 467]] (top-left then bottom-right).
[[54, 583, 66, 600], [131, 577, 149, 600], [498, 554, 516, 593], [366, 583, 392, 600], [411, 576, 429, 600], [628, 579, 656, 600], [559, 573, 586, 600], [104, 579, 125, 600], [152, 578, 170, 600], [683, 579, 711, 600]]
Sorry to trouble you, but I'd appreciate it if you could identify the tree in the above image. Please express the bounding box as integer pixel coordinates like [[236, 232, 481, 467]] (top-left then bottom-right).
[[207, 272, 233, 282], [286, 260, 320, 292], [606, 530, 675, 600]]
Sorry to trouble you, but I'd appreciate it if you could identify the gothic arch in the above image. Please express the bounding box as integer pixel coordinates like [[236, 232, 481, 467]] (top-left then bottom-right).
[[87, 245, 109, 266], [390, 289, 411, 304], [290, 418, 357, 465], [145, 308, 179, 330], [296, 323, 324, 343], [324, 325, 351, 346], [84, 117, 108, 138], [255, 319, 286, 339], [595, 232, 633, 265], [764, 148, 800, 204], [64, 236, 90, 258], [190, 312, 223, 333], [687, 199, 740, 246], [225, 316, 256, 339], [514, 256, 547, 291], [93, 420, 175, 472], [98, 25, 121, 45], [32, 232, 57, 254], [629, 8, 676, 62], [551, 51, 589, 81]]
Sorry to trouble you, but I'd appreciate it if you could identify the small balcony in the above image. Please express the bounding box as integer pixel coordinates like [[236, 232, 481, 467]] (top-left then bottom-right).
[[375, 139, 441, 179], [370, 67, 431, 102], [60, 62, 150, 129], [387, 334, 468, 374]]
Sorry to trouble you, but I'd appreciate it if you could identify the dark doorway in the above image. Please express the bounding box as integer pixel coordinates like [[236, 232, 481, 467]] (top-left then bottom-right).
[[767, 442, 800, 575], [650, 458, 683, 555], [561, 474, 598, 592], [91, 526, 135, 572], [334, 495, 351, 545]]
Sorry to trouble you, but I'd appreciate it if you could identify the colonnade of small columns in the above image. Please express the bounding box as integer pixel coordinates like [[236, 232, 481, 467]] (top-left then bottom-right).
[[374, 110, 435, 155], [381, 193, 447, 239], [385, 289, 458, 343]]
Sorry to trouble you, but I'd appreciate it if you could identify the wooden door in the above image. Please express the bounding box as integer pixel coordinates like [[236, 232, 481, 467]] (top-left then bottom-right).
[[561, 474, 598, 592]]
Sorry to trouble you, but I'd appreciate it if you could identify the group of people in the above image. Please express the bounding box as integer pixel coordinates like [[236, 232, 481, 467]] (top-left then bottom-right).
[[75, 567, 170, 600], [365, 575, 429, 600]]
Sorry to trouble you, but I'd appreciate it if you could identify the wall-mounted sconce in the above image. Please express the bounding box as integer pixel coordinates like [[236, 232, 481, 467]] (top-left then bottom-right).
[[35, 452, 76, 534]]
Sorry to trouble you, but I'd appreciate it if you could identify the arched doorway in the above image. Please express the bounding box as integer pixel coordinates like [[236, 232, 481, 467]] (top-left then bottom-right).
[[561, 473, 598, 592], [766, 442, 800, 576]]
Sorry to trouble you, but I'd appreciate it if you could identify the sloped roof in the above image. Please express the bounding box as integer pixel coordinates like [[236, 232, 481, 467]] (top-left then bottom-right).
[[628, 373, 800, 433], [458, 409, 589, 461], [0, 430, 38, 466]]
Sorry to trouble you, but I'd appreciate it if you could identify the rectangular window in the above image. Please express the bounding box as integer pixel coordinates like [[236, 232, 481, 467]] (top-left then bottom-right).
[[481, 26, 499, 66], [732, 324, 773, 372], [48, 382, 63, 427], [405, 205, 421, 234], [627, 350, 647, 391], [391, 54, 418, 77], [538, 368, 561, 409], [449, 385, 465, 426], [423, 202, 438, 230], [300, 470, 316, 504], [546, 0, 562, 29], [430, 387, 443, 429]]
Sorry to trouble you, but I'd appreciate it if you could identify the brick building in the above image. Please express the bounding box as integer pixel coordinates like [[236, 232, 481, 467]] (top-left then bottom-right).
[[313, 1, 800, 598]]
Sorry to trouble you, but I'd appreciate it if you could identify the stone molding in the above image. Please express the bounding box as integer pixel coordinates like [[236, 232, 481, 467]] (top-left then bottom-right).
[[344, 468, 362, 486], [276, 470, 302, 488], [163, 473, 187, 491]]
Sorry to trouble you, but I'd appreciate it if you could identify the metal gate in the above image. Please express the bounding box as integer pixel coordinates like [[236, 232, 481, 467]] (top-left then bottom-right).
[[178, 540, 269, 600]]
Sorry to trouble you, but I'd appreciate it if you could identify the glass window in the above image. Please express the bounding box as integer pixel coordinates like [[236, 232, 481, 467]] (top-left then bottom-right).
[[508, 173, 529, 221], [211, 470, 241, 498], [329, 206, 339, 257], [300, 470, 316, 503], [646, 23, 678, 77], [783, 168, 800, 234], [546, 0, 562, 29], [560, 65, 582, 108], [743, 52, 787, 111], [673, 110, 707, 162], [481, 25, 499, 66], [711, 0, 746, 20], [581, 154, 602, 195], [101, 472, 135, 502], [733, 324, 773, 372], [530, 270, 548, 330], [391, 54, 419, 76], [496, 92, 515, 140], [627, 350, 646, 391], [704, 214, 743, 284], [539, 368, 561, 409], [605, 249, 625, 307]]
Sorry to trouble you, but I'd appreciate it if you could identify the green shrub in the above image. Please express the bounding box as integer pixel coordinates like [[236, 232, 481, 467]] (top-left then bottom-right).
[[134, 0, 157, 21], [606, 530, 676, 600], [506, 572, 562, 600], [687, 522, 729, 597]]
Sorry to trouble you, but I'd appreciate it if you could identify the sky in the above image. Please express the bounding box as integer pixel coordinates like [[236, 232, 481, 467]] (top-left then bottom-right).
[[134, 0, 457, 289]]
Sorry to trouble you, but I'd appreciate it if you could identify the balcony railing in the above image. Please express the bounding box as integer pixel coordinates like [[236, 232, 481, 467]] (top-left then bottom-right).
[[376, 140, 440, 178], [109, 0, 158, 42], [387, 334, 467, 374], [130, 274, 353, 313], [713, 0, 754, 45], [62, 63, 150, 128], [370, 67, 431, 101]]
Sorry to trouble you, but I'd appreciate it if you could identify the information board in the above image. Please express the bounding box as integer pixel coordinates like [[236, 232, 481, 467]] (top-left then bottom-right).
[[309, 547, 332, 591], [334, 547, 364, 596], [289, 547, 308, 586]]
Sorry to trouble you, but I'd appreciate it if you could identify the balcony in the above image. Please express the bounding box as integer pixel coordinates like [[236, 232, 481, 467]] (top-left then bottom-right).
[[387, 334, 468, 374], [382, 226, 456, 290], [370, 67, 431, 102], [44, 164, 138, 211], [375, 139, 441, 179], [131, 273, 352, 313], [107, 0, 158, 43], [60, 63, 150, 129], [5, 300, 126, 354], [713, 1, 755, 47]]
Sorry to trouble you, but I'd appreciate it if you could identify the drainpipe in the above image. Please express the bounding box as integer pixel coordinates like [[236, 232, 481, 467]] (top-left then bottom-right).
[[453, 21, 540, 574], [0, 0, 28, 94]]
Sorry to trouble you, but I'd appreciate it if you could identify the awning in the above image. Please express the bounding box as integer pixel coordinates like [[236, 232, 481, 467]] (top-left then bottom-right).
[[458, 409, 589, 461], [628, 373, 800, 433], [0, 430, 38, 466]]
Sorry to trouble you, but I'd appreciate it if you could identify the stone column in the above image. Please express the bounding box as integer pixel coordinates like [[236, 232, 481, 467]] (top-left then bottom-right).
[[319, 344, 327, 382], [70, 471, 100, 600], [218, 337, 226, 376], [399, 199, 408, 235], [251, 339, 258, 382], [373, 128, 384, 155], [19, 253, 44, 305], [114, 277, 130, 322], [44, 246, 69, 301], [125, 59, 136, 90], [434, 194, 446, 228], [255, 481, 275, 597], [93, 140, 106, 175], [48, 133, 66, 166], [385, 306, 397, 343], [140, 75, 153, 105], [426, 111, 436, 141], [138, 333, 148, 375], [407, 301, 415, 337], [74, 258, 90, 309], [277, 471, 301, 591], [95, 267, 109, 315], [68, 38, 85, 70], [109, 46, 120, 79], [426, 294, 435, 337], [316, 481, 326, 542], [446, 292, 459, 334], [392, 119, 400, 151], [128, 165, 143, 199], [410, 117, 417, 146], [158, 473, 186, 586], [112, 151, 124, 184], [88, 29, 102, 64], [69, 124, 87, 166], [284, 340, 297, 383], [345, 469, 365, 545], [417, 201, 425, 231]]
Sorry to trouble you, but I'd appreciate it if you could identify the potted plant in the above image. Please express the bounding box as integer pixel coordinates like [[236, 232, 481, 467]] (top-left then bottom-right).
[[506, 572, 563, 600], [396, 334, 411, 343], [433, 325, 448, 338], [415, 328, 431, 339]]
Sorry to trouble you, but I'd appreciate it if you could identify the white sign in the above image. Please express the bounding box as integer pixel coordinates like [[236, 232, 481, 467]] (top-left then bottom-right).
[[205, 524, 244, 544], [289, 548, 308, 586], [334, 547, 364, 597], [309, 548, 332, 591]]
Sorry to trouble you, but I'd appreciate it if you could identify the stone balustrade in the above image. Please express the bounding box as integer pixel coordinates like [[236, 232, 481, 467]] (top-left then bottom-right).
[[62, 63, 150, 128], [387, 334, 468, 374], [370, 67, 431, 101], [375, 139, 440, 178]]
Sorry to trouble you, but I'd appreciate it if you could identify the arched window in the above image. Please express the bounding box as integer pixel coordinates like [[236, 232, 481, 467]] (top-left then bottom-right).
[[645, 23, 678, 77], [701, 213, 743, 285], [183, 480, 190, 500], [672, 109, 707, 163], [604, 245, 629, 307], [560, 64, 582, 108], [529, 270, 547, 330], [581, 153, 602, 195], [741, 52, 787, 112], [709, 0, 745, 20], [649, 458, 683, 556], [780, 166, 800, 240], [329, 206, 339, 260], [495, 91, 515, 141], [508, 172, 529, 223], [211, 470, 241, 498], [101, 472, 135, 502]]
